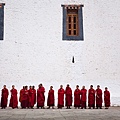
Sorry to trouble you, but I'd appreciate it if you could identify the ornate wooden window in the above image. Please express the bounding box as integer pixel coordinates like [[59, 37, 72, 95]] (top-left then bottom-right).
[[67, 9, 78, 36], [0, 3, 5, 40], [61, 5, 84, 41]]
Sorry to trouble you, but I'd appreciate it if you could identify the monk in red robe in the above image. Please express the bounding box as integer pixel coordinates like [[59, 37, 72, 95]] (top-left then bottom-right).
[[32, 86, 36, 106], [19, 86, 25, 108], [96, 85, 102, 109], [22, 86, 29, 109], [65, 84, 72, 109], [81, 86, 87, 109], [9, 85, 18, 109], [1, 85, 9, 109], [47, 86, 54, 109], [28, 86, 35, 108], [88, 85, 95, 109], [37, 84, 45, 109], [104, 87, 110, 109], [58, 85, 65, 109], [74, 85, 81, 109]]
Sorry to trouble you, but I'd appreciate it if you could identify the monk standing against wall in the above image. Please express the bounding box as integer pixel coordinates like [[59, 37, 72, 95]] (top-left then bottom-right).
[[58, 85, 65, 109], [9, 85, 18, 109], [65, 84, 72, 109], [1, 85, 9, 109]]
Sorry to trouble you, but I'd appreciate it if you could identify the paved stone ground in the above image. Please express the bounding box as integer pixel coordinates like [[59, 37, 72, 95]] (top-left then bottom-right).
[[0, 107, 120, 120]]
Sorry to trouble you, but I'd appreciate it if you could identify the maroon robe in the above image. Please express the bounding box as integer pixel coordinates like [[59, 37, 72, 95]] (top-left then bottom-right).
[[81, 88, 87, 108], [74, 89, 81, 107], [47, 89, 54, 106], [9, 88, 18, 108], [1, 88, 9, 108], [37, 87, 45, 107], [96, 88, 102, 108], [21, 89, 29, 108], [33, 88, 36, 105], [28, 88, 35, 107], [65, 86, 72, 106], [58, 88, 64, 108], [88, 88, 95, 108], [104, 90, 110, 107]]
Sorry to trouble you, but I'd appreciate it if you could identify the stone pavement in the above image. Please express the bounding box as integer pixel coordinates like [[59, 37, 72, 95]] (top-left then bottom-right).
[[0, 107, 120, 120]]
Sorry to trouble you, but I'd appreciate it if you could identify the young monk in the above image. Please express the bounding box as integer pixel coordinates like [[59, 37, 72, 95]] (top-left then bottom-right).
[[9, 85, 18, 109], [22, 86, 29, 109], [47, 86, 54, 109], [32, 86, 36, 107], [74, 85, 81, 109], [104, 87, 110, 109], [81, 86, 87, 109], [1, 85, 9, 109], [96, 85, 102, 109], [28, 86, 35, 109], [19, 86, 25, 108], [88, 85, 95, 109], [58, 85, 65, 109], [37, 84, 45, 109], [65, 84, 72, 109]]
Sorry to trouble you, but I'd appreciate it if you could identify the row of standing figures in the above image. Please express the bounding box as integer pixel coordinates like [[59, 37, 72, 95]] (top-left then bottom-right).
[[1, 84, 110, 109]]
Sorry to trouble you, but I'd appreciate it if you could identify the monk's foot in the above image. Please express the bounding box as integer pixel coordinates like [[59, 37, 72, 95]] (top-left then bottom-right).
[[47, 107, 50, 109], [1, 107, 3, 109], [81, 107, 83, 109], [100, 107, 102, 109], [96, 107, 98, 109], [52, 107, 54, 109], [89, 107, 91, 109]]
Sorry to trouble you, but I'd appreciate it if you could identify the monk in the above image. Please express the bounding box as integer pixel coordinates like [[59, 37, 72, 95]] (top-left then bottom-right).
[[37, 84, 45, 109], [104, 87, 110, 109], [22, 86, 29, 109], [80, 86, 87, 109], [9, 85, 18, 109], [74, 85, 81, 109], [32, 86, 36, 106], [88, 85, 95, 109], [65, 84, 72, 109], [1, 85, 9, 109], [47, 86, 54, 109], [58, 85, 65, 109], [19, 86, 25, 108], [28, 86, 35, 108], [96, 85, 102, 109]]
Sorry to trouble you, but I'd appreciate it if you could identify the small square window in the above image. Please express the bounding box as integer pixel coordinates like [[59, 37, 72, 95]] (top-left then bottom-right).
[[61, 5, 84, 41]]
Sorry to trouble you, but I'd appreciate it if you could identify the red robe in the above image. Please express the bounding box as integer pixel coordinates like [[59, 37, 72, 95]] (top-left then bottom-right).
[[81, 88, 87, 108], [65, 87, 72, 106], [28, 88, 35, 107], [104, 90, 110, 107], [9, 89, 18, 108], [37, 87, 45, 107], [33, 89, 36, 105], [1, 88, 9, 108], [22, 89, 29, 108], [47, 89, 54, 106], [88, 88, 95, 107], [74, 89, 81, 107], [58, 88, 64, 107], [96, 88, 102, 107], [19, 89, 24, 103]]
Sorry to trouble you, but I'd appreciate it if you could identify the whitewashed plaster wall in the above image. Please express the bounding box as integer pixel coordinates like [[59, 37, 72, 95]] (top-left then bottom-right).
[[0, 0, 120, 106]]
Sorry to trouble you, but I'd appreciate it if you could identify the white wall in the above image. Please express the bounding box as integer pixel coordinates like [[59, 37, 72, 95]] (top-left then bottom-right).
[[0, 0, 120, 106]]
